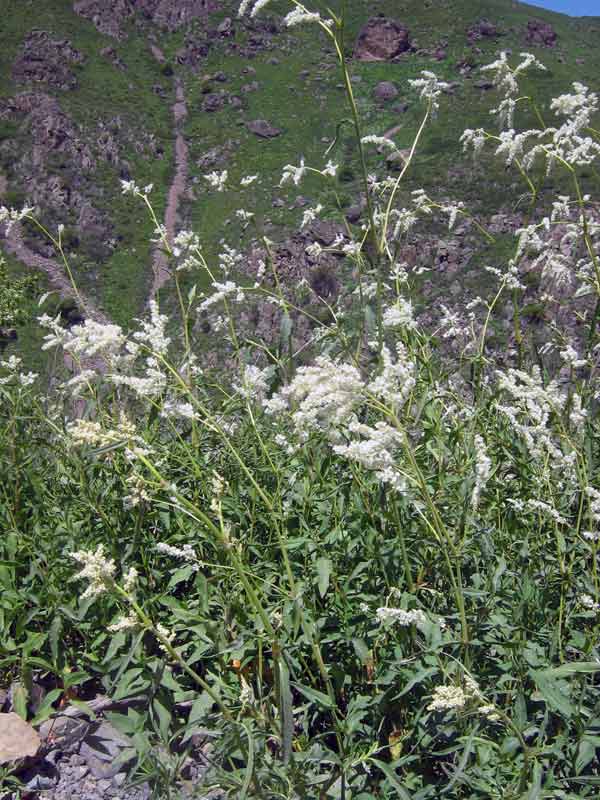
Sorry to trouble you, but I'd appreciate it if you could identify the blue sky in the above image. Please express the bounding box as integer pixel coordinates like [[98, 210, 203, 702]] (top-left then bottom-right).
[[523, 0, 599, 14]]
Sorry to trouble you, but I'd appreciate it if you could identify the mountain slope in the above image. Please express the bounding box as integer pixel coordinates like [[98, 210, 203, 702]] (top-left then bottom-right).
[[0, 0, 599, 364]]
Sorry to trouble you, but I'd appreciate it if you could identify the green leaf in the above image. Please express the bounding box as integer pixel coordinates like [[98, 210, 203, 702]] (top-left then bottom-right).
[[167, 565, 196, 590], [576, 736, 599, 774], [68, 699, 98, 721], [396, 667, 438, 698], [532, 672, 574, 718], [240, 724, 255, 799], [12, 683, 28, 721], [541, 661, 600, 678], [315, 557, 333, 598], [279, 659, 293, 765], [152, 697, 172, 742], [292, 682, 334, 710], [443, 726, 478, 793], [370, 759, 413, 799], [49, 615, 62, 668], [31, 688, 63, 725]]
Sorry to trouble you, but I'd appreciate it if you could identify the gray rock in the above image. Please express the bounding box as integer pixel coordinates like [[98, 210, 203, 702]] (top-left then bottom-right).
[[247, 119, 282, 138], [79, 721, 134, 779], [345, 204, 362, 224], [217, 17, 233, 36], [354, 17, 411, 61], [373, 81, 398, 102], [311, 220, 344, 246], [39, 716, 89, 752]]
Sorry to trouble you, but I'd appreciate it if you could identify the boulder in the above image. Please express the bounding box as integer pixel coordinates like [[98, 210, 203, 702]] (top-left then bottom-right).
[[247, 119, 281, 138], [201, 92, 229, 112], [373, 81, 398, 102], [526, 19, 557, 47], [354, 17, 410, 62], [0, 713, 40, 764], [467, 19, 498, 41]]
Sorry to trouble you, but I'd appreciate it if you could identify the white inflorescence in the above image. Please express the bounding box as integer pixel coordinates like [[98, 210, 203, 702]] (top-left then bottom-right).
[[280, 158, 307, 187], [108, 613, 138, 633], [284, 5, 322, 27], [471, 435, 491, 510], [264, 356, 364, 439], [39, 315, 125, 360], [204, 170, 228, 191], [408, 71, 450, 114], [367, 343, 416, 409], [70, 545, 116, 599], [382, 299, 416, 329], [234, 364, 270, 401], [376, 607, 428, 626], [427, 685, 468, 712]]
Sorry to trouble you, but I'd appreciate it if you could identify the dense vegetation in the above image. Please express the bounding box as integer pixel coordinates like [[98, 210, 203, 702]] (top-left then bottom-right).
[[3, 0, 600, 798]]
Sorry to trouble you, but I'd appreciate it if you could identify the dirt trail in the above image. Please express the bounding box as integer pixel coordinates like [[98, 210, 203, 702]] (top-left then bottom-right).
[[2, 222, 110, 325], [149, 78, 189, 301]]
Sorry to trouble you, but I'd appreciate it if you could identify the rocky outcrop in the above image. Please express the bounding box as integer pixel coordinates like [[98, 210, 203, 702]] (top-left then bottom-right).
[[1, 92, 94, 170], [467, 19, 499, 42], [73, 0, 217, 39], [0, 92, 161, 262], [526, 19, 558, 47], [12, 30, 84, 91], [354, 17, 410, 62]]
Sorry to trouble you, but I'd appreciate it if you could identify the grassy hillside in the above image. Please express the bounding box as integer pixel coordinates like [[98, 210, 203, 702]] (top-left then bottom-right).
[[0, 0, 599, 356]]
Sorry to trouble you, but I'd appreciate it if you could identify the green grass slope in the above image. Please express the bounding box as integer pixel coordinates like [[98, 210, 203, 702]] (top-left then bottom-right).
[[0, 0, 598, 350]]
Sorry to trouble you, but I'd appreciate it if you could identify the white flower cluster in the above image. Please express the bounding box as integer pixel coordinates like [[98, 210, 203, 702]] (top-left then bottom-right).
[[408, 71, 450, 114], [284, 5, 326, 27], [67, 417, 139, 449], [496, 367, 578, 489], [199, 280, 245, 311], [361, 135, 397, 151], [233, 364, 269, 401], [333, 420, 405, 492], [481, 52, 546, 128], [204, 170, 228, 192], [428, 675, 498, 719], [580, 594, 600, 612], [160, 400, 199, 421], [39, 315, 125, 361], [367, 343, 416, 410], [108, 613, 138, 633], [382, 299, 416, 329], [471, 435, 491, 511], [585, 487, 600, 540], [280, 157, 307, 187], [0, 203, 35, 232], [427, 684, 469, 712], [240, 174, 258, 186], [70, 544, 116, 599], [132, 300, 171, 356], [0, 355, 37, 388], [156, 541, 199, 570], [111, 356, 167, 399], [376, 606, 427, 626], [301, 204, 323, 229], [123, 474, 152, 509], [265, 356, 364, 438]]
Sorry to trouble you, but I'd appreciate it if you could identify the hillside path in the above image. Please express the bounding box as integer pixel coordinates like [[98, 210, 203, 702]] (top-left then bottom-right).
[[2, 222, 110, 324], [149, 78, 189, 301]]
